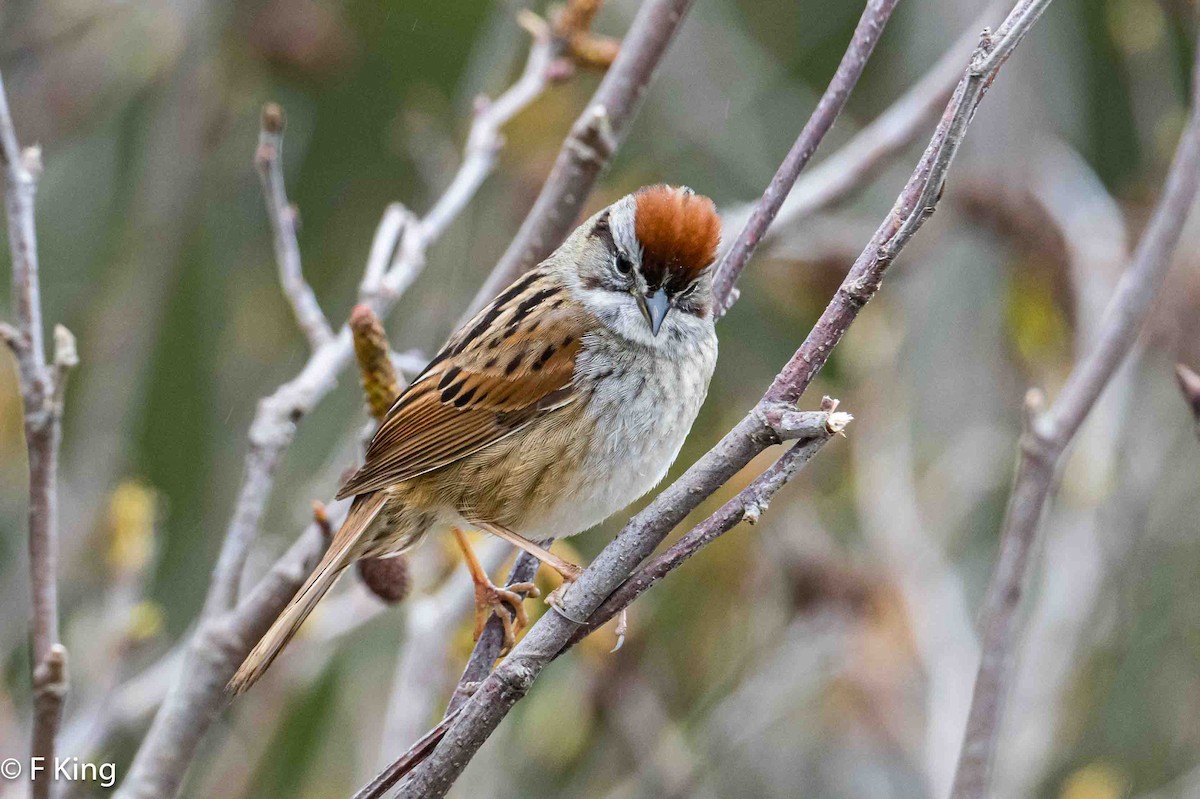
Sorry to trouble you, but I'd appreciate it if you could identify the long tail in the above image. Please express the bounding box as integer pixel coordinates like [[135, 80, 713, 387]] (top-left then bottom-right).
[[227, 492, 387, 695]]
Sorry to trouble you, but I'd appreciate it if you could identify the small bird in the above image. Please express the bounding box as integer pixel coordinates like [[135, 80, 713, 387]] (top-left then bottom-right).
[[229, 185, 721, 694]]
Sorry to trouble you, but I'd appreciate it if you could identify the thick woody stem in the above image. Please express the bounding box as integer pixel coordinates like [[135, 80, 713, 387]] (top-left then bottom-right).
[[467, 0, 696, 314], [256, 102, 334, 350], [116, 19, 563, 799], [387, 2, 1052, 794], [710, 0, 901, 315], [948, 27, 1200, 799], [1, 70, 79, 799]]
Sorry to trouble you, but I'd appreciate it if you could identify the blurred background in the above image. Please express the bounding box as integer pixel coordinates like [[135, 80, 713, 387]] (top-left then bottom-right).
[[1, 0, 1199, 796]]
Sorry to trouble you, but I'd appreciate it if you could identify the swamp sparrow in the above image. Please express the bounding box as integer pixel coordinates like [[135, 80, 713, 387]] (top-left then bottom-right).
[[230, 184, 721, 694]]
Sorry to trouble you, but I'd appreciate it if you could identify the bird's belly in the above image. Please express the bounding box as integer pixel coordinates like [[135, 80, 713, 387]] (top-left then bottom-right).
[[523, 345, 714, 540]]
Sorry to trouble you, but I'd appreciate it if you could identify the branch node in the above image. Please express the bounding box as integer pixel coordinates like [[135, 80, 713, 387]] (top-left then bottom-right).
[[826, 411, 854, 435], [261, 102, 286, 135], [516, 9, 551, 40], [32, 643, 69, 699], [1175, 363, 1200, 426], [21, 144, 43, 179], [52, 324, 78, 370], [0, 320, 21, 352], [969, 27, 996, 75]]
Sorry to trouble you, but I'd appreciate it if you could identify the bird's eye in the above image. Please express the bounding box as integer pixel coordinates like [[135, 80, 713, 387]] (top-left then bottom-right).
[[615, 254, 633, 276]]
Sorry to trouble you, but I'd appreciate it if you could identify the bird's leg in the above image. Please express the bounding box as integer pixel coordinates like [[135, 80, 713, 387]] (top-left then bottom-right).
[[475, 522, 585, 614], [451, 527, 539, 651]]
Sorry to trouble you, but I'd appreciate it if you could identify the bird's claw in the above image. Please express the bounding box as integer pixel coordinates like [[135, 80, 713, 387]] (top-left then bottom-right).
[[474, 580, 539, 653]]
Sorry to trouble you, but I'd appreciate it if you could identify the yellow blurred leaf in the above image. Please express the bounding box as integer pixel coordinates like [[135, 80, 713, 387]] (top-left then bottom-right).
[[127, 600, 165, 643], [1059, 762, 1130, 799], [1107, 0, 1166, 56], [1006, 268, 1070, 366], [106, 480, 158, 578]]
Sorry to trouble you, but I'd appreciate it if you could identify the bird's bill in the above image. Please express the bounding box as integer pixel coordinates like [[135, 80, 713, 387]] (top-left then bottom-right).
[[636, 288, 670, 336]]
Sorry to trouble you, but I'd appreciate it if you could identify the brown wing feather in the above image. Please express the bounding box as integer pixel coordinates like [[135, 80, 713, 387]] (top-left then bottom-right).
[[336, 270, 586, 499]]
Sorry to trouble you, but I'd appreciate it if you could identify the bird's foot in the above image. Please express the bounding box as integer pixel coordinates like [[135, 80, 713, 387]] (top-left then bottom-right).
[[545, 562, 584, 616], [473, 577, 539, 652]]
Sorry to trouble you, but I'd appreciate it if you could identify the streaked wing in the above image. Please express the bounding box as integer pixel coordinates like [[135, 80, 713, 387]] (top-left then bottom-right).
[[336, 269, 585, 499]]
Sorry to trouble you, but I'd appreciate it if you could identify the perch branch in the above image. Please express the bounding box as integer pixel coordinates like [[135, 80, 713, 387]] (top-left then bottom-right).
[[468, 0, 697, 314], [0, 70, 77, 799], [948, 27, 1200, 799], [382, 1, 1051, 795], [710, 0, 901, 316], [445, 549, 547, 716], [255, 102, 334, 350], [115, 19, 562, 799]]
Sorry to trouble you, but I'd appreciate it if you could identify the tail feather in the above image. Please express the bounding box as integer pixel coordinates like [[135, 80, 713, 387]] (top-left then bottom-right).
[[227, 492, 387, 695]]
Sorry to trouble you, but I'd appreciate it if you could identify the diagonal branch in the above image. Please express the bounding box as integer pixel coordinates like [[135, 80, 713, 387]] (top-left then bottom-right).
[[724, 1, 1000, 255], [948, 26, 1200, 799], [255, 102, 334, 350], [1, 70, 79, 799], [710, 0, 901, 316], [383, 1, 1054, 795]]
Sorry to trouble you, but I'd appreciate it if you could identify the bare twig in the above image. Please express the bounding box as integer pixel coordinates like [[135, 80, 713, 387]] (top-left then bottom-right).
[[0, 70, 77, 799], [552, 0, 621, 70], [115, 20, 562, 799], [1176, 363, 1200, 438], [710, 0, 902, 316], [385, 2, 1051, 794], [949, 28, 1200, 799], [467, 0, 697, 314], [728, 2, 1001, 251], [255, 102, 334, 350]]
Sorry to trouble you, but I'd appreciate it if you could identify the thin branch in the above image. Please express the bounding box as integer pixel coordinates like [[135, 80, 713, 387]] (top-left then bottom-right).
[[732, 2, 1000, 250], [115, 20, 562, 799], [949, 28, 1200, 799], [1, 69, 77, 799], [467, 0, 697, 316], [386, 2, 1052, 793], [255, 102, 334, 350], [710, 0, 902, 316]]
